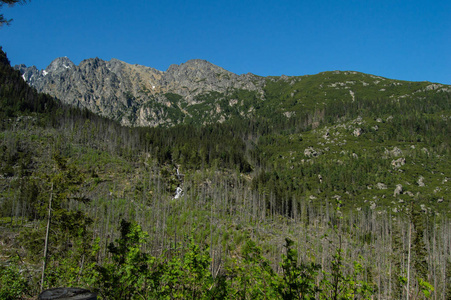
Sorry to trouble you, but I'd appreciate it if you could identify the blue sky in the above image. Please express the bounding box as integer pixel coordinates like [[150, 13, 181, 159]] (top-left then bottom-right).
[[0, 0, 450, 84]]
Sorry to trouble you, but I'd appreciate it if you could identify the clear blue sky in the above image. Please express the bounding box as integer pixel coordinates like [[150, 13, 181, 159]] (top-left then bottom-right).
[[1, 0, 450, 84]]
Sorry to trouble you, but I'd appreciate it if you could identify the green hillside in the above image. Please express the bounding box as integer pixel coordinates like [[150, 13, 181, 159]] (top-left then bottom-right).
[[1, 48, 450, 299], [143, 70, 449, 128]]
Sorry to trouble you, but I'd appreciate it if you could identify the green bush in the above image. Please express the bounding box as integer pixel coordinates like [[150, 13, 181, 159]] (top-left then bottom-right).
[[0, 260, 29, 300]]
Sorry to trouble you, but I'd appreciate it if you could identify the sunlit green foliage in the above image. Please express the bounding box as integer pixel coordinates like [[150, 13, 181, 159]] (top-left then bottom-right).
[[0, 256, 29, 300]]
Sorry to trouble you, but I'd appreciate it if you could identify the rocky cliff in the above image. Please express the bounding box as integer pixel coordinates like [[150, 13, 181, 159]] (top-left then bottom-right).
[[16, 57, 265, 126]]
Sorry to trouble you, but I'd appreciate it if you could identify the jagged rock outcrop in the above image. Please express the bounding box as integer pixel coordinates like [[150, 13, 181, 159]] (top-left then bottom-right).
[[417, 176, 425, 187], [393, 184, 403, 197], [163, 59, 262, 98], [16, 57, 265, 126], [353, 128, 363, 137], [304, 147, 320, 157], [376, 183, 387, 190], [391, 157, 406, 169]]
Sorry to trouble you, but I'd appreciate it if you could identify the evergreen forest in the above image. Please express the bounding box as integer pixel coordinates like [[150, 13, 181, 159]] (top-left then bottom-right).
[[0, 47, 450, 299]]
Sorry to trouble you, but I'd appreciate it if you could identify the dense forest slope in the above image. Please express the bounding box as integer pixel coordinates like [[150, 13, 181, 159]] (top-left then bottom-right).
[[1, 47, 451, 299]]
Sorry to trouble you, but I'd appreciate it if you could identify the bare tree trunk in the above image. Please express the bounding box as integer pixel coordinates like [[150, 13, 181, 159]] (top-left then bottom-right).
[[41, 182, 53, 292], [407, 218, 411, 300]]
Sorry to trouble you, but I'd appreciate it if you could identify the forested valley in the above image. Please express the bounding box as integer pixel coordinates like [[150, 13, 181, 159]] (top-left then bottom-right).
[[1, 47, 450, 299]]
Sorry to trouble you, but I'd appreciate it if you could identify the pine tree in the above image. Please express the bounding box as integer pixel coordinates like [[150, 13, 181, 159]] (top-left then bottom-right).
[[0, 0, 28, 27]]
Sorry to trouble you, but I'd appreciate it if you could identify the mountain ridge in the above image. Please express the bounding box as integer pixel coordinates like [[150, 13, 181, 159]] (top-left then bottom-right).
[[15, 57, 451, 127]]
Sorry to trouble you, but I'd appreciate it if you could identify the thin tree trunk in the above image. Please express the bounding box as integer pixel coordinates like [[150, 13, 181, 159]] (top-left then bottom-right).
[[41, 182, 53, 292], [407, 218, 411, 300]]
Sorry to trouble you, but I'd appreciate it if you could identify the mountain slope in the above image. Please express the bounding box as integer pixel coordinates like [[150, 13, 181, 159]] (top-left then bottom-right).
[[2, 48, 451, 299], [16, 58, 265, 126], [16, 57, 451, 127]]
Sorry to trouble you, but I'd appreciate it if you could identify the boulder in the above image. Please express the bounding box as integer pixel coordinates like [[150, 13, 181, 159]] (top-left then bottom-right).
[[391, 147, 403, 157], [393, 184, 403, 197], [173, 186, 183, 199], [417, 176, 425, 187], [376, 183, 387, 190], [353, 128, 363, 137], [304, 147, 319, 157], [391, 157, 406, 168], [405, 191, 414, 197], [39, 288, 96, 300]]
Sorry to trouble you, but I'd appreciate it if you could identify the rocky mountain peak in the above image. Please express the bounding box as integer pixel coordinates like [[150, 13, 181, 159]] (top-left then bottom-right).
[[177, 59, 225, 71], [44, 56, 75, 75], [14, 64, 39, 83], [11, 57, 259, 126], [166, 59, 232, 79], [105, 58, 126, 74], [78, 57, 108, 71], [15, 64, 32, 74]]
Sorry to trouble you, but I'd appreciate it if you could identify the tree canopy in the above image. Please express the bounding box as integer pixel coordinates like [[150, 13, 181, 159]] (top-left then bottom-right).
[[0, 0, 27, 27]]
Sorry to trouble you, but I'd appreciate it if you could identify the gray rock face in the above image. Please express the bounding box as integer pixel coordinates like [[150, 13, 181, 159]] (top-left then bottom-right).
[[376, 183, 387, 190], [16, 57, 265, 127], [391, 157, 406, 169], [388, 147, 403, 157], [304, 147, 319, 157], [45, 56, 75, 74], [417, 176, 425, 187], [16, 64, 40, 83], [353, 128, 363, 137], [393, 184, 403, 197]]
